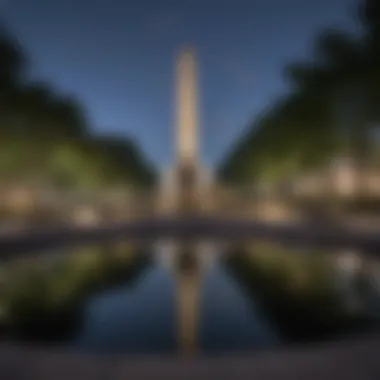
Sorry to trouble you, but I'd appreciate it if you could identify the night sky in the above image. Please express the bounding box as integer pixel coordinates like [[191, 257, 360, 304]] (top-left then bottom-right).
[[1, 0, 359, 169]]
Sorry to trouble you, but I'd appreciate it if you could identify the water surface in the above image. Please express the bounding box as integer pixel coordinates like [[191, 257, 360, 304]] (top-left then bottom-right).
[[3, 239, 380, 355]]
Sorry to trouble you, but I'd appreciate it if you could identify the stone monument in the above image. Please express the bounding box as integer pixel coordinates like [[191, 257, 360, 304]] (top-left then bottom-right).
[[175, 47, 199, 215], [158, 47, 213, 216]]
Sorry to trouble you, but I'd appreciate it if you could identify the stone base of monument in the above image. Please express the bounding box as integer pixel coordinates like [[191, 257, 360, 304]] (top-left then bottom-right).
[[71, 206, 100, 227], [157, 156, 214, 216], [256, 200, 297, 221]]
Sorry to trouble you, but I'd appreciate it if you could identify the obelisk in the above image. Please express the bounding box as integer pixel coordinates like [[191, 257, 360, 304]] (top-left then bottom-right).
[[176, 47, 198, 165], [176, 47, 199, 214]]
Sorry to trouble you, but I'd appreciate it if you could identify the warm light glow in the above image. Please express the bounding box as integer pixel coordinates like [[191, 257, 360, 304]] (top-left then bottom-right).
[[176, 48, 198, 161]]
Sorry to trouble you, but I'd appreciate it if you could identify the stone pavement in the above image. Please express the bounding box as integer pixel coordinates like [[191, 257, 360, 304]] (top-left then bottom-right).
[[0, 333, 380, 379]]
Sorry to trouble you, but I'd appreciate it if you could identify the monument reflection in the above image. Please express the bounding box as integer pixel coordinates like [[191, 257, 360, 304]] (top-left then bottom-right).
[[156, 240, 215, 356], [176, 244, 200, 355]]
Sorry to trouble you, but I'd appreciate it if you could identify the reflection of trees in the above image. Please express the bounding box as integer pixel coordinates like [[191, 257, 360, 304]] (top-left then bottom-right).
[[102, 243, 153, 288], [0, 244, 151, 342], [225, 247, 374, 344]]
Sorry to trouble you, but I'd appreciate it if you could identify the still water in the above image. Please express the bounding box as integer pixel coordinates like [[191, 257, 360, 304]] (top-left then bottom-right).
[[69, 241, 280, 355], [3, 240, 380, 355]]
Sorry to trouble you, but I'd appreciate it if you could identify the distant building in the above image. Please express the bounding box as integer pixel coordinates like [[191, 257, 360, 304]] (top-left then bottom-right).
[[291, 156, 380, 197]]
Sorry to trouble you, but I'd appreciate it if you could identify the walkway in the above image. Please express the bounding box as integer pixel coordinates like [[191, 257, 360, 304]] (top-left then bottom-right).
[[0, 332, 379, 379]]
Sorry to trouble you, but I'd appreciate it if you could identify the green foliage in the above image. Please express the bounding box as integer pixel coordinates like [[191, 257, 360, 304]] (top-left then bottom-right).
[[0, 28, 156, 190], [218, 0, 380, 187]]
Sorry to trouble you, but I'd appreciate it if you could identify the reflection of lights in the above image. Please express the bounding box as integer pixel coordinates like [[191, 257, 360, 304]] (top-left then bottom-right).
[[196, 241, 218, 268], [155, 240, 177, 270], [335, 251, 361, 273], [177, 255, 199, 356], [333, 250, 365, 314], [368, 261, 380, 292]]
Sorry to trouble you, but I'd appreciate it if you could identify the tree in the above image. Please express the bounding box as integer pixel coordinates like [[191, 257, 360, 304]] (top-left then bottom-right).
[[0, 27, 26, 90], [0, 28, 27, 137], [88, 136, 157, 188], [218, 0, 380, 195], [10, 82, 88, 139], [0, 26, 157, 191]]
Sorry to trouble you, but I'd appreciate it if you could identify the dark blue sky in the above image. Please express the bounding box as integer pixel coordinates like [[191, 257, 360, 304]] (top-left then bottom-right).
[[2, 0, 359, 168]]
